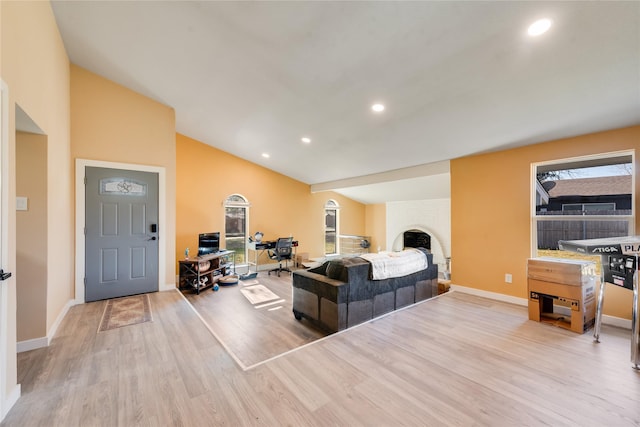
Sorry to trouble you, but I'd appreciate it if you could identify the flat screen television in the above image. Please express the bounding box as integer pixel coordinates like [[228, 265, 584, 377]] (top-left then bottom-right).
[[198, 232, 220, 256]]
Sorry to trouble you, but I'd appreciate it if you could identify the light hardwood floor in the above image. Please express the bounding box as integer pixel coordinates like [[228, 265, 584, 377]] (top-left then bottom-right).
[[2, 289, 639, 426], [183, 272, 327, 369]]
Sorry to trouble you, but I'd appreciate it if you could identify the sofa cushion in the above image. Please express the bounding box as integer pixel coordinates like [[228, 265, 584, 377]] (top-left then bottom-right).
[[325, 260, 345, 279], [308, 261, 330, 276], [326, 257, 369, 281]]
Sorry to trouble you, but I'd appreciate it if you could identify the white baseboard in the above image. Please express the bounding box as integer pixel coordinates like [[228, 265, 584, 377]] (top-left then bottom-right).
[[450, 284, 632, 330], [601, 314, 632, 330], [1, 384, 21, 421], [47, 299, 77, 346], [17, 298, 77, 353], [160, 282, 176, 292], [16, 337, 48, 353], [450, 284, 528, 307]]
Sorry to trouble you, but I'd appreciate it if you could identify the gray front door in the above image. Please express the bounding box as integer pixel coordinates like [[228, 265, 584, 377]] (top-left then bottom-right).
[[85, 167, 159, 302]]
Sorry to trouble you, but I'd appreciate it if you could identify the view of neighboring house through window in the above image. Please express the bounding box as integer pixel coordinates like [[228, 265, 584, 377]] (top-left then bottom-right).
[[325, 200, 339, 255], [533, 152, 634, 265], [224, 194, 249, 265]]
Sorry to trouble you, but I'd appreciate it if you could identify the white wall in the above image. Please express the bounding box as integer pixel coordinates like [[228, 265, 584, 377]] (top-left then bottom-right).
[[386, 198, 451, 273]]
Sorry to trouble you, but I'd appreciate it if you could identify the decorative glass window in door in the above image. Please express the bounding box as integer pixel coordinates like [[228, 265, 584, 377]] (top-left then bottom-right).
[[100, 178, 147, 196]]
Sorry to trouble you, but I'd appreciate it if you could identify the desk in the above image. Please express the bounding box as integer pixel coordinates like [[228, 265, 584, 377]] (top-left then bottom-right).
[[248, 240, 298, 274]]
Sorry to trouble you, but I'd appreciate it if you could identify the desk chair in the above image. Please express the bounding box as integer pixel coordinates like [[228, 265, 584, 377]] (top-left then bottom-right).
[[267, 237, 294, 276]]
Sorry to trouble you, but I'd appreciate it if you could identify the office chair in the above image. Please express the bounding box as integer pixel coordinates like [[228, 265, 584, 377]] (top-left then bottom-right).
[[267, 237, 293, 276]]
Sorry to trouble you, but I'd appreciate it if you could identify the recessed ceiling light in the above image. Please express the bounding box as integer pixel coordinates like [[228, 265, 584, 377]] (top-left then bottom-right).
[[371, 103, 385, 113], [262, 153, 270, 158], [301, 137, 311, 144], [528, 18, 552, 36]]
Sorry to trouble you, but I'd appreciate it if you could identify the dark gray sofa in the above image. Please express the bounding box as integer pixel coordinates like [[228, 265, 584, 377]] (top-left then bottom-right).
[[292, 250, 438, 332]]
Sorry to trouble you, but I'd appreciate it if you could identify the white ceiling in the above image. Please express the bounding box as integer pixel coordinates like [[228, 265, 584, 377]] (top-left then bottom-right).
[[51, 1, 640, 204]]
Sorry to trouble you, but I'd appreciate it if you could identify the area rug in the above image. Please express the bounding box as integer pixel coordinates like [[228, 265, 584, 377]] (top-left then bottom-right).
[[239, 284, 280, 305], [98, 294, 153, 332]]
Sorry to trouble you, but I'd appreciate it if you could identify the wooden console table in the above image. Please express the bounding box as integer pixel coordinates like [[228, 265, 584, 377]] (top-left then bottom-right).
[[179, 250, 234, 294]]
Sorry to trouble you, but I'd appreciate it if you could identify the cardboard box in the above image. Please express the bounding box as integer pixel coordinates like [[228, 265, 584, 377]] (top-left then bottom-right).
[[527, 258, 597, 334], [295, 252, 310, 268], [437, 279, 451, 295], [528, 278, 596, 333], [527, 257, 596, 286]]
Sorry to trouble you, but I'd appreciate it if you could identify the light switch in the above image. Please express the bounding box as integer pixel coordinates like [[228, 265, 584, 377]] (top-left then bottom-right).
[[16, 197, 28, 211]]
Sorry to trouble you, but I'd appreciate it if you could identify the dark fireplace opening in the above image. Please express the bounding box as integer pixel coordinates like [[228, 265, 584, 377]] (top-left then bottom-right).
[[403, 230, 431, 251]]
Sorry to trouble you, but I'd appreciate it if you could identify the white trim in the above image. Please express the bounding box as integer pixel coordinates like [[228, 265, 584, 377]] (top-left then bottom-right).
[[0, 80, 6, 279], [75, 159, 168, 303], [16, 297, 77, 352], [16, 337, 48, 353], [46, 298, 76, 345], [450, 284, 529, 306], [450, 284, 632, 330], [2, 384, 20, 421], [601, 313, 633, 330], [159, 282, 176, 292], [0, 79, 20, 422]]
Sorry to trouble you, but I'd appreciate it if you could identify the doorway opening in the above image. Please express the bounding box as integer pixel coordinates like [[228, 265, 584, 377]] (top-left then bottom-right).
[[15, 105, 48, 352]]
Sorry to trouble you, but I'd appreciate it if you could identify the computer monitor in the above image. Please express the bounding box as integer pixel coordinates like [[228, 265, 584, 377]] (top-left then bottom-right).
[[198, 232, 220, 256]]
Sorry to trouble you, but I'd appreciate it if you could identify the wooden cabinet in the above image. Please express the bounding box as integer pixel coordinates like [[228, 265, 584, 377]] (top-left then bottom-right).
[[179, 250, 234, 294]]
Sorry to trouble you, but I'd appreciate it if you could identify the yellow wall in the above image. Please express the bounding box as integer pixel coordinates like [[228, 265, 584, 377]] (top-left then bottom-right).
[[365, 203, 386, 252], [71, 65, 177, 288], [16, 132, 47, 342], [451, 125, 640, 319], [1, 0, 71, 404], [176, 134, 366, 269]]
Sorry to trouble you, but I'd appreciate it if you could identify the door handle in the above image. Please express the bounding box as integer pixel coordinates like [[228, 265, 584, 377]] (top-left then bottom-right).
[[0, 269, 12, 281], [148, 236, 157, 241]]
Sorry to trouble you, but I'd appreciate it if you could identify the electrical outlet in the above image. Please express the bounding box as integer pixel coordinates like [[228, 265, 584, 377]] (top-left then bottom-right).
[[505, 273, 513, 283]]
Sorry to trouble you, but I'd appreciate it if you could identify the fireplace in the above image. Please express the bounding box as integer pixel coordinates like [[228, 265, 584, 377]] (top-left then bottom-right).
[[403, 230, 431, 251], [387, 200, 450, 278], [391, 226, 448, 279]]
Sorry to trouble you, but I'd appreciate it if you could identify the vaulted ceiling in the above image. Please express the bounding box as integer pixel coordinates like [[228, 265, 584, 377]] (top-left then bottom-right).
[[51, 1, 640, 203]]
